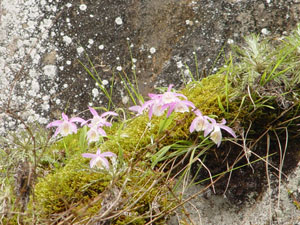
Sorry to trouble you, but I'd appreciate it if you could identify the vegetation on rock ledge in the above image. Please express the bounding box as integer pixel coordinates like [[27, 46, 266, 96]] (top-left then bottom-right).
[[1, 25, 300, 224]]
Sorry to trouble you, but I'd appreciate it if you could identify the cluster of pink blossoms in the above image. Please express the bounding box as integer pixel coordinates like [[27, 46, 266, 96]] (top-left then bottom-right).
[[129, 84, 236, 147], [189, 110, 236, 147], [47, 84, 237, 169], [129, 84, 195, 119], [46, 107, 118, 169]]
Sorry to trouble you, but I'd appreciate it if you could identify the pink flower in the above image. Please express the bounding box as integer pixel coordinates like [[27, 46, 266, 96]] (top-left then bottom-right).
[[146, 99, 165, 118], [46, 113, 85, 137], [86, 126, 107, 144], [134, 84, 194, 119], [82, 149, 117, 169], [83, 107, 118, 128], [204, 118, 237, 147], [162, 99, 195, 117], [189, 110, 210, 133], [129, 104, 144, 116]]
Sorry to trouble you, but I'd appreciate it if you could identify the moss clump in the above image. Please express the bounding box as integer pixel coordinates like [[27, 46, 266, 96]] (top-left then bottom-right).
[[34, 154, 111, 216], [33, 139, 173, 224]]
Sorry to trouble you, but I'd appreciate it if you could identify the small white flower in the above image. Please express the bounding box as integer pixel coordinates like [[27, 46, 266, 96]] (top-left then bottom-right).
[[115, 17, 123, 25], [82, 149, 116, 169], [210, 126, 222, 146], [98, 44, 104, 50], [46, 113, 85, 137], [161, 92, 178, 104], [87, 129, 98, 143], [151, 100, 165, 117], [116, 66, 122, 71], [173, 101, 190, 113]]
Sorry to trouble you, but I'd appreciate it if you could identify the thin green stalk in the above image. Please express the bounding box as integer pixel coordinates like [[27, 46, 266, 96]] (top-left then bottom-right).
[[127, 41, 141, 99], [78, 57, 114, 109], [193, 52, 199, 80]]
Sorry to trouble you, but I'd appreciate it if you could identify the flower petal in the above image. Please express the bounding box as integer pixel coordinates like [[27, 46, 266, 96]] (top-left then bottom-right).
[[82, 153, 96, 158], [96, 149, 102, 155], [167, 84, 174, 92], [81, 119, 91, 126], [101, 111, 118, 117], [70, 122, 77, 134], [204, 124, 214, 137], [219, 124, 237, 138], [90, 157, 97, 168], [53, 128, 60, 137], [88, 107, 99, 117], [62, 113, 69, 121], [46, 120, 63, 128], [101, 152, 117, 158], [129, 105, 141, 112], [210, 127, 222, 147], [189, 118, 197, 133], [97, 127, 107, 136], [194, 109, 202, 117], [98, 157, 110, 169], [166, 104, 176, 117], [70, 117, 85, 123], [148, 105, 154, 119], [173, 93, 187, 99], [181, 100, 195, 109]]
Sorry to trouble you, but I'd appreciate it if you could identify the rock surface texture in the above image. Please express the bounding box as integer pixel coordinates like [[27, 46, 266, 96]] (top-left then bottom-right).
[[1, 0, 300, 224]]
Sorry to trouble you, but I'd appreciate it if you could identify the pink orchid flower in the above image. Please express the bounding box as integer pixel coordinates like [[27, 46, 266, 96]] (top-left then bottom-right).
[[82, 149, 116, 169], [83, 107, 118, 128], [86, 126, 107, 144], [137, 84, 193, 119], [129, 102, 145, 116], [46, 113, 85, 137], [162, 99, 195, 117], [204, 118, 237, 147], [189, 110, 210, 133]]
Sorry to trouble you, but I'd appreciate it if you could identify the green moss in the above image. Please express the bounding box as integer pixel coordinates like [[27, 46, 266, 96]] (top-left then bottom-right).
[[34, 154, 110, 215], [33, 139, 173, 223]]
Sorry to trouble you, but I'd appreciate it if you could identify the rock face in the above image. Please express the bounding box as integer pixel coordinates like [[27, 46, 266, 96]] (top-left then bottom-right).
[[49, 0, 300, 116]]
